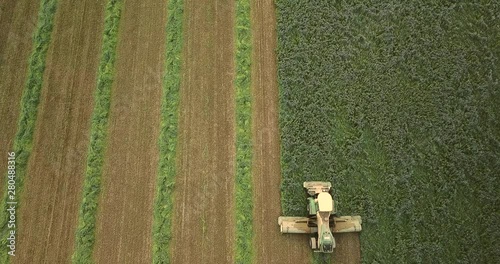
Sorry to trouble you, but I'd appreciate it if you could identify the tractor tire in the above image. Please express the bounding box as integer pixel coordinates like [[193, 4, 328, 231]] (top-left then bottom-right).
[[310, 237, 317, 250]]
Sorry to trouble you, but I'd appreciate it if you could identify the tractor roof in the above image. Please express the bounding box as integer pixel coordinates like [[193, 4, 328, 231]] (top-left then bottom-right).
[[317, 192, 333, 212]]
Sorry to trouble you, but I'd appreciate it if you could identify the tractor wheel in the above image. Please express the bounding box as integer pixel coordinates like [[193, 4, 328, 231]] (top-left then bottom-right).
[[310, 237, 317, 250]]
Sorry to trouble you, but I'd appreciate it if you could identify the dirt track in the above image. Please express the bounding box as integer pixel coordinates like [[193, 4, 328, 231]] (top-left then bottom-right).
[[0, 0, 39, 200], [169, 0, 236, 263], [14, 0, 105, 262], [92, 0, 166, 263], [251, 0, 312, 263]]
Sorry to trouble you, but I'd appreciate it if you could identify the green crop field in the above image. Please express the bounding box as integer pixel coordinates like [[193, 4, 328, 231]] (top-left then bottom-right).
[[276, 1, 499, 263]]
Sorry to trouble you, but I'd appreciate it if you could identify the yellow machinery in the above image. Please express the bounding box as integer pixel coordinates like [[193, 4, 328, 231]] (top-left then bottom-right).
[[278, 182, 362, 253]]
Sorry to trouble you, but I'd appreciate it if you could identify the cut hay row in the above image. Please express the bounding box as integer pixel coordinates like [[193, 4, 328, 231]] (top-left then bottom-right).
[[0, 0, 58, 262], [234, 0, 253, 263], [71, 0, 122, 262], [152, 0, 184, 263]]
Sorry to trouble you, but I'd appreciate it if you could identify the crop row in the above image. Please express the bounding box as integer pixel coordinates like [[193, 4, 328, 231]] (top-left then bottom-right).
[[71, 0, 123, 263], [152, 0, 184, 263], [234, 0, 253, 263], [0, 0, 58, 262], [276, 1, 499, 263]]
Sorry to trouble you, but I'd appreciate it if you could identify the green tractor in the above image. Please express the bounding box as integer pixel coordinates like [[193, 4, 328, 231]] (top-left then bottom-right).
[[278, 181, 362, 253]]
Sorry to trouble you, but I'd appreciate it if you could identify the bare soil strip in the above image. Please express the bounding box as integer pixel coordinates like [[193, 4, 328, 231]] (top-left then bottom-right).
[[14, 0, 105, 262], [251, 0, 312, 263], [170, 0, 236, 263], [0, 0, 36, 57], [332, 233, 361, 264], [92, 0, 166, 262], [0, 0, 39, 200]]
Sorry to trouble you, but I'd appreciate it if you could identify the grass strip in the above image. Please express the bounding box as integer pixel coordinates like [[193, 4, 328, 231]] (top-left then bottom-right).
[[152, 0, 184, 263], [234, 0, 253, 263], [0, 0, 58, 262], [71, 0, 122, 262]]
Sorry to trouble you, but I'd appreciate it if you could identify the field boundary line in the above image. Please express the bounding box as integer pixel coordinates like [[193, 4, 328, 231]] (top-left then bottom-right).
[[0, 0, 59, 262], [71, 0, 122, 262], [152, 0, 184, 263]]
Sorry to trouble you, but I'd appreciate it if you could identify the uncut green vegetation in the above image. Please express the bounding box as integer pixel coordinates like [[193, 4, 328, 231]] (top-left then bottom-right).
[[276, 1, 499, 263], [234, 0, 253, 263], [152, 0, 183, 263], [72, 0, 122, 262], [0, 0, 58, 262]]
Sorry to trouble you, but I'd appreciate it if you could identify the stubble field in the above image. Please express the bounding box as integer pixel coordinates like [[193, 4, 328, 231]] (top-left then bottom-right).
[[92, 0, 166, 262], [169, 0, 236, 263], [12, 0, 105, 262]]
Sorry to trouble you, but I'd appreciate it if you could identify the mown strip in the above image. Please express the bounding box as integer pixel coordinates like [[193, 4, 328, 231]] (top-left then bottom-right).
[[0, 0, 58, 262], [152, 0, 183, 263], [234, 0, 253, 263], [71, 0, 122, 262]]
